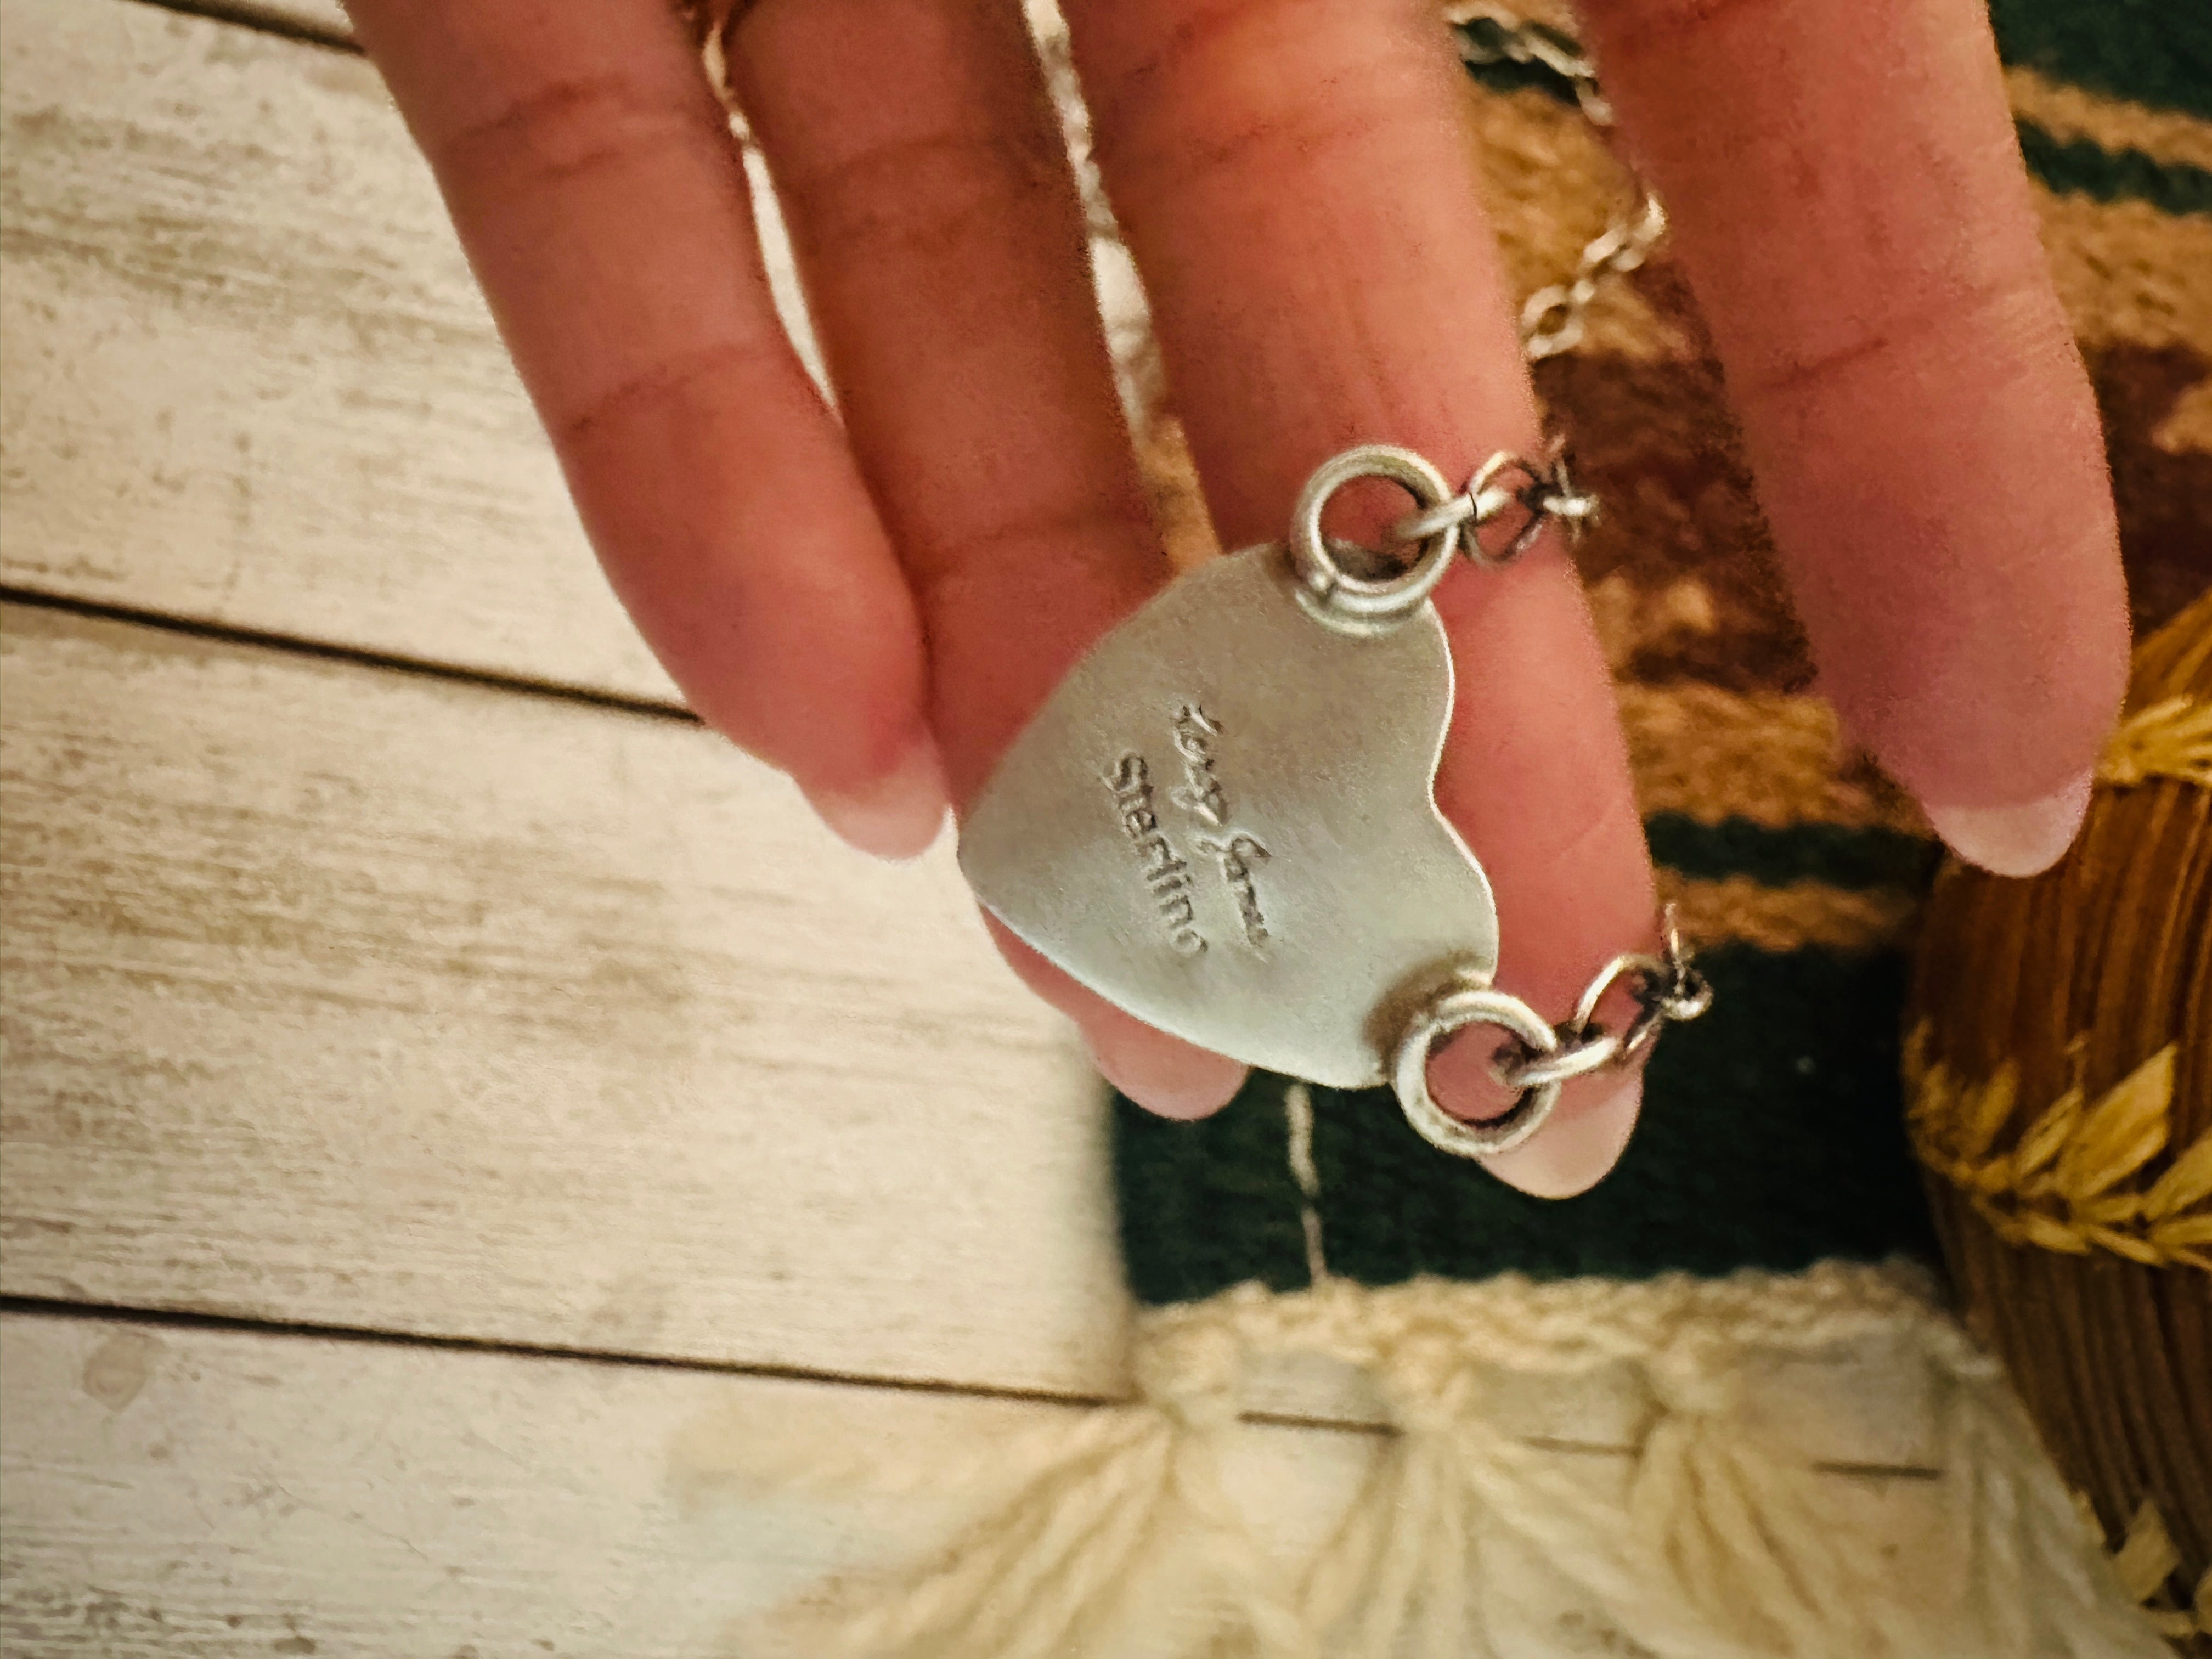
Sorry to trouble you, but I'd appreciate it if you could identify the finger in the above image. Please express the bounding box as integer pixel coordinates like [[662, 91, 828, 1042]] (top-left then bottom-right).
[[347, 0, 945, 857], [725, 0, 1245, 1116], [986, 914, 1246, 1120], [1065, 0, 1659, 1195], [1576, 0, 2129, 877]]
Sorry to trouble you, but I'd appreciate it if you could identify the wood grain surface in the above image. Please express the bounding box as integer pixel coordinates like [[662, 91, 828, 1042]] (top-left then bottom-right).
[[0, 0, 674, 701], [0, 599, 1135, 1398]]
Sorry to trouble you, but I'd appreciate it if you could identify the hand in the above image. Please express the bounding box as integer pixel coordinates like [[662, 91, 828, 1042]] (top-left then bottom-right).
[[347, 0, 2126, 1197]]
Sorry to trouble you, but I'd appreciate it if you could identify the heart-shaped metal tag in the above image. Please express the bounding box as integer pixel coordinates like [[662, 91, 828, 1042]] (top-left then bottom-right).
[[958, 541, 1497, 1090]]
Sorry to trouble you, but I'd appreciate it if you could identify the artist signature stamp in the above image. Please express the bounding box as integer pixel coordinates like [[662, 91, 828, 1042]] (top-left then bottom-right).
[[1107, 703, 1272, 958]]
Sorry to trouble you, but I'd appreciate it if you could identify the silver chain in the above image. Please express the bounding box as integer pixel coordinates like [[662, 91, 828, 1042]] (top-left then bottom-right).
[[1385, 439, 1599, 569], [1358, 10, 1656, 581], [1491, 906, 1713, 1094], [1520, 194, 1668, 360], [1454, 12, 1709, 1102], [1390, 904, 1713, 1161], [1449, 4, 1614, 122], [1452, 5, 1669, 362]]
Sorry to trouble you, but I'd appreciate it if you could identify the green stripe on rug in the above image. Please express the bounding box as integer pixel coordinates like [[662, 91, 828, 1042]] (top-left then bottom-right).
[[2018, 121, 2212, 215], [1113, 942, 1937, 1307], [1458, 16, 2212, 214], [1645, 814, 1940, 891], [1114, 1068, 1313, 1309], [1989, 0, 2212, 122]]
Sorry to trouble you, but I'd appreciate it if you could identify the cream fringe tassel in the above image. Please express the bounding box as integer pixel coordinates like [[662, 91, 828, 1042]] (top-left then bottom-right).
[[755, 1260, 2168, 1658]]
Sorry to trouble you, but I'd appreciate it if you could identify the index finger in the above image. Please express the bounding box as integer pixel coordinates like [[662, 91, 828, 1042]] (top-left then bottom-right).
[[1578, 0, 2130, 875], [347, 0, 945, 856]]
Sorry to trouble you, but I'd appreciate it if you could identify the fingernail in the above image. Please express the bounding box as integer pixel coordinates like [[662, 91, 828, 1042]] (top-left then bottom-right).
[[1084, 1024, 1245, 1120], [805, 735, 949, 862], [1480, 1071, 1643, 1200], [1921, 769, 2094, 879]]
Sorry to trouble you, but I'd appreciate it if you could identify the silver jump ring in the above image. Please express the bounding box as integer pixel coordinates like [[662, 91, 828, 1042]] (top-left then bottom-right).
[[1570, 950, 1675, 1066], [1391, 981, 1564, 1159], [1570, 950, 1668, 1035], [1499, 1028, 1623, 1090], [1287, 445, 1460, 636]]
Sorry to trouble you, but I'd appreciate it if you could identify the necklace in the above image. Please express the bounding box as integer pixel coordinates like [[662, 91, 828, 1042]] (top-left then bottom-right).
[[959, 7, 1711, 1161]]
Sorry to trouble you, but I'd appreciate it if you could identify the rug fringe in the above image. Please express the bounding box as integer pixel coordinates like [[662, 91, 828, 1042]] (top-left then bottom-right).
[[753, 1263, 2170, 1658]]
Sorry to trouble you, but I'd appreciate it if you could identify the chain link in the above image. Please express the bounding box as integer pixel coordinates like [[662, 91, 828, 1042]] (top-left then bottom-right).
[[1452, 5, 1668, 362], [1448, 5, 1613, 122], [1520, 193, 1668, 360], [1385, 439, 1600, 568], [1388, 905, 1711, 1161], [1491, 906, 1712, 1094]]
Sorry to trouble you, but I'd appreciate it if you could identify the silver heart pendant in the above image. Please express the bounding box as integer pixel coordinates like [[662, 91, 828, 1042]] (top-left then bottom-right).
[[958, 537, 1498, 1092], [957, 442, 1711, 1161]]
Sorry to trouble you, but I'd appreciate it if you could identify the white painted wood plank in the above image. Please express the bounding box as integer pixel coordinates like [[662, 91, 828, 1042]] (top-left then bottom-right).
[[0, 601, 1129, 1398], [0, 0, 676, 701], [0, 1310, 1382, 1659]]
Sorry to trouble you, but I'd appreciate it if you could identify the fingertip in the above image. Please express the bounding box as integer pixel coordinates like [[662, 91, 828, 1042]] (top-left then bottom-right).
[[972, 919, 1248, 1117], [1083, 1020, 1246, 1120], [803, 729, 950, 862], [1425, 1019, 1644, 1197], [1476, 1071, 1643, 1199], [1921, 768, 2094, 879]]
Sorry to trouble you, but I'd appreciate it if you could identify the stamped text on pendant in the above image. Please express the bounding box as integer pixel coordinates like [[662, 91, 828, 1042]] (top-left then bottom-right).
[[1107, 703, 1273, 961]]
